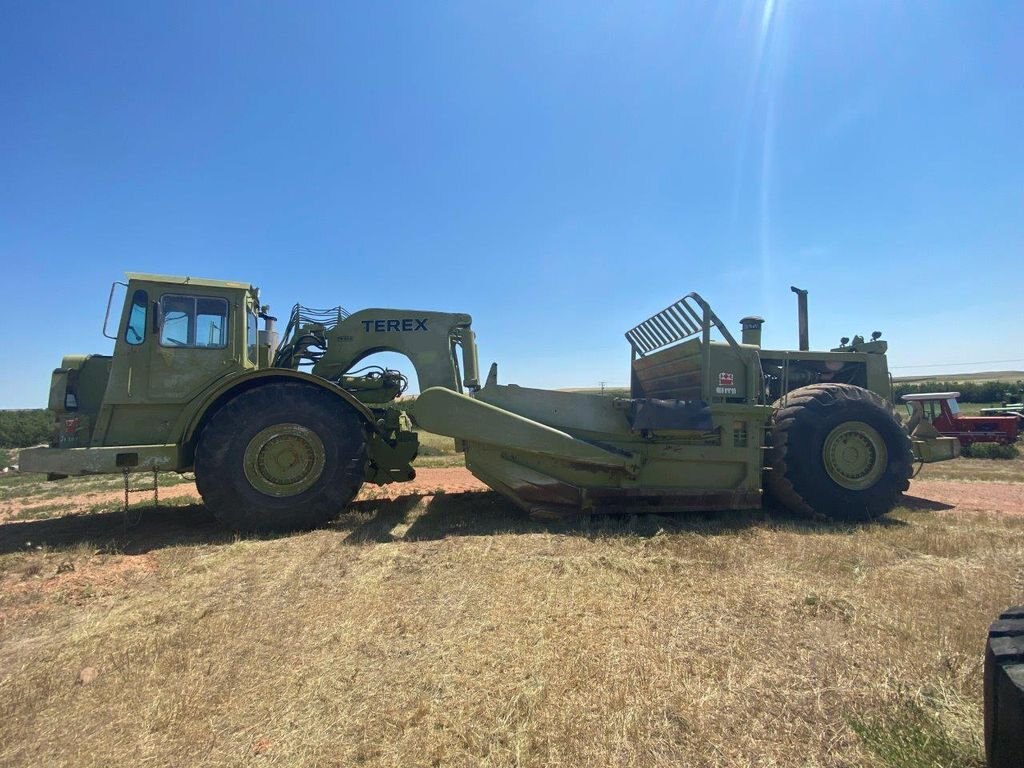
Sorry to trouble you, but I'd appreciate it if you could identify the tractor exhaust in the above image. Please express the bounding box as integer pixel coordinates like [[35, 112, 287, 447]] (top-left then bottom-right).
[[791, 286, 809, 351]]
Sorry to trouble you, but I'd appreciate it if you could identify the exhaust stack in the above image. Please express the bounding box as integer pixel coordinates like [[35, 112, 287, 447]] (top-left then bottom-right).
[[791, 286, 809, 351]]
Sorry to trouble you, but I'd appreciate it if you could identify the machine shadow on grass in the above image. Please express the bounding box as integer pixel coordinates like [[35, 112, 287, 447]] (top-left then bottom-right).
[[340, 490, 909, 545], [0, 503, 233, 556], [898, 494, 956, 512], [0, 490, 910, 556]]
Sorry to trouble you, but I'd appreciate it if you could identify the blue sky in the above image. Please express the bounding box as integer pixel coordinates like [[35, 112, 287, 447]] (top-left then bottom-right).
[[1, 1, 1022, 408]]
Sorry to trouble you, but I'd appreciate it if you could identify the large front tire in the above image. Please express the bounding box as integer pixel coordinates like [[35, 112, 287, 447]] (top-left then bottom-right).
[[195, 382, 367, 532], [765, 383, 913, 522]]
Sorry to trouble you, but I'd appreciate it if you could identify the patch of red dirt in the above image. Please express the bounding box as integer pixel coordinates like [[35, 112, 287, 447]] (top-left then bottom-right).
[[0, 485, 201, 523], [357, 468, 489, 499], [905, 479, 1024, 516], [4, 470, 1021, 528], [0, 468, 489, 524], [0, 553, 158, 628]]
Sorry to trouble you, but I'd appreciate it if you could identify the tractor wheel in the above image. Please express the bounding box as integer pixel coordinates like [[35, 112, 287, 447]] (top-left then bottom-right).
[[985, 606, 1024, 768], [194, 382, 367, 532], [765, 383, 913, 522]]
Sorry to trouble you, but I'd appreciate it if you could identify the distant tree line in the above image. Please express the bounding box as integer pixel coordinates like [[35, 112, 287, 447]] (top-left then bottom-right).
[[891, 380, 1023, 404], [0, 410, 52, 448]]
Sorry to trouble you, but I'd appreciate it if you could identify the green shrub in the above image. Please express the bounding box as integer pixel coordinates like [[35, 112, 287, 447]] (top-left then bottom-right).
[[961, 442, 1020, 460], [0, 410, 52, 448]]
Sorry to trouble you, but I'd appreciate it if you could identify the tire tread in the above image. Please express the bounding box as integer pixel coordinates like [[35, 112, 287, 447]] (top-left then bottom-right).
[[986, 606, 1024, 768]]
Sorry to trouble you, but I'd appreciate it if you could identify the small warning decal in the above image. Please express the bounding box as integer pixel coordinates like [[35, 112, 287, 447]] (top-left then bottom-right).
[[718, 372, 735, 386]]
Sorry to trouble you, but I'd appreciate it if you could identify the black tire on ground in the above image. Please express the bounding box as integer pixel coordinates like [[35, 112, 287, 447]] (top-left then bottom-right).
[[194, 382, 367, 532], [985, 607, 1024, 768], [765, 383, 913, 522]]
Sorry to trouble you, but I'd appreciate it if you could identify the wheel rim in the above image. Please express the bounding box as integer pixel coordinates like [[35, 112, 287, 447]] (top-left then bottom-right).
[[822, 420, 888, 491], [243, 423, 326, 497]]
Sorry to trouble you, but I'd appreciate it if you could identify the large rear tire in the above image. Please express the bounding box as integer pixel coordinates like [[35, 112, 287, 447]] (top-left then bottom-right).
[[765, 383, 913, 522], [195, 382, 367, 532], [985, 607, 1024, 768]]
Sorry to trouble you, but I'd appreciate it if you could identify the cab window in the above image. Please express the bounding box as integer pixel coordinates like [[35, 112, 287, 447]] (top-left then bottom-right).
[[124, 289, 147, 345], [160, 294, 229, 348]]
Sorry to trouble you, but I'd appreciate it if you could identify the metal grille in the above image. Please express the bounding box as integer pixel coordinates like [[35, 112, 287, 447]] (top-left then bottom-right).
[[625, 296, 705, 356]]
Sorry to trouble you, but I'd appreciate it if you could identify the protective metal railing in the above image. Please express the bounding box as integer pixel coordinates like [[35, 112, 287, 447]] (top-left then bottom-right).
[[274, 303, 352, 369], [283, 303, 350, 335], [625, 293, 741, 357], [626, 292, 754, 404]]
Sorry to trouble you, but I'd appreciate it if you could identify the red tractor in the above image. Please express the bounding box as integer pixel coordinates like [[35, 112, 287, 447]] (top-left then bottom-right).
[[902, 392, 1019, 447]]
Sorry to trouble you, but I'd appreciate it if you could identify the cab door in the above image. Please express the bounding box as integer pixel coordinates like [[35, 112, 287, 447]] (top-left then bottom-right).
[[147, 291, 239, 402]]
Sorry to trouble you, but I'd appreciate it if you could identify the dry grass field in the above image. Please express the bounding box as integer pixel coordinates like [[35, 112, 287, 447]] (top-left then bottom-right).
[[1, 442, 1023, 767]]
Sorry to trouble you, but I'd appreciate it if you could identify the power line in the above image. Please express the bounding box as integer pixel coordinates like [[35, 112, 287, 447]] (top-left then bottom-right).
[[891, 358, 1024, 370]]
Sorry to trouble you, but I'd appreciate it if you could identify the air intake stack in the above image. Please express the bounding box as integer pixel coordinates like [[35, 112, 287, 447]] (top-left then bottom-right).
[[740, 316, 764, 347]]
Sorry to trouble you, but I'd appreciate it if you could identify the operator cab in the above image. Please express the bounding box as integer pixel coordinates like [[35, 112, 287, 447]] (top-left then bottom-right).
[[901, 391, 961, 423], [47, 273, 270, 453]]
